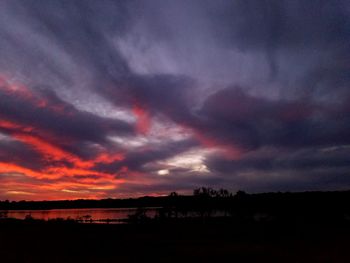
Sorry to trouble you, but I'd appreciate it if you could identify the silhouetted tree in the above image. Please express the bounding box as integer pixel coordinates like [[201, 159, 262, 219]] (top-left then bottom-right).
[[218, 188, 230, 198], [235, 190, 247, 199], [169, 192, 178, 197], [24, 214, 34, 221]]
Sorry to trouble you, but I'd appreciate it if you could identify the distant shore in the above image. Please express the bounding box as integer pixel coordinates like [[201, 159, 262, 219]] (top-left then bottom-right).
[[1, 189, 350, 226], [2, 188, 350, 262]]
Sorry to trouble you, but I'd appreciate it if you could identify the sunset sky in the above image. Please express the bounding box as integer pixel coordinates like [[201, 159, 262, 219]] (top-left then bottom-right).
[[0, 0, 349, 200]]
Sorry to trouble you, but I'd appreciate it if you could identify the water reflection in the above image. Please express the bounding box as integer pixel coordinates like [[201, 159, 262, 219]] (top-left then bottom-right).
[[0, 208, 159, 223]]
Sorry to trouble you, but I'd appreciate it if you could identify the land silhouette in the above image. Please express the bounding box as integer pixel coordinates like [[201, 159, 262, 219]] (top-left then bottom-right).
[[1, 189, 350, 262], [1, 188, 350, 223]]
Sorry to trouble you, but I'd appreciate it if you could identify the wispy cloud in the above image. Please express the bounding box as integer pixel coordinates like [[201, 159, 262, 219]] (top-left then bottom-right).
[[0, 0, 350, 199]]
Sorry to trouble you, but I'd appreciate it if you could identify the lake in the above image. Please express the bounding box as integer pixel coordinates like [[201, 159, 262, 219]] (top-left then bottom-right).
[[0, 208, 159, 223]]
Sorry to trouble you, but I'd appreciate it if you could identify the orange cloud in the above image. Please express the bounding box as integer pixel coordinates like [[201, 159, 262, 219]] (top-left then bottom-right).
[[0, 161, 127, 200], [0, 118, 124, 168], [0, 162, 46, 179], [43, 166, 115, 179], [0, 76, 130, 200], [0, 178, 115, 200], [14, 134, 79, 162]]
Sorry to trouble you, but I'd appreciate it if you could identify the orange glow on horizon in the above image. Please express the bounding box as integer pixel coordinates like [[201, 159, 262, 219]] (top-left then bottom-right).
[[0, 162, 127, 200], [0, 76, 167, 200]]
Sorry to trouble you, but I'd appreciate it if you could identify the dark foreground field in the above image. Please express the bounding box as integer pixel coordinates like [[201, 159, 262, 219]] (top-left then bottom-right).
[[1, 219, 350, 263]]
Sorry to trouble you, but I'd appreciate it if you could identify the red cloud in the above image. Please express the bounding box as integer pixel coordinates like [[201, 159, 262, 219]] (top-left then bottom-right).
[[0, 117, 125, 168], [132, 104, 151, 134], [0, 77, 130, 199], [0, 161, 127, 200], [0, 75, 67, 114]]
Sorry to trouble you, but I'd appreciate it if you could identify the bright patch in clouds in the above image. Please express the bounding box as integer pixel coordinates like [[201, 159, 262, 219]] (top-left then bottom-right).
[[109, 119, 192, 150], [161, 149, 212, 174], [158, 169, 170, 175]]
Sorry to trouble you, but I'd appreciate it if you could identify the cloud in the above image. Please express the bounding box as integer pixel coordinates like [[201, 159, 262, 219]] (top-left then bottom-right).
[[0, 77, 134, 147], [192, 87, 350, 151], [0, 0, 350, 199]]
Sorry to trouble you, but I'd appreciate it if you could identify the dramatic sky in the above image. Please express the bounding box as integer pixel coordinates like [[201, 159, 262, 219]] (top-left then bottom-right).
[[0, 0, 350, 200]]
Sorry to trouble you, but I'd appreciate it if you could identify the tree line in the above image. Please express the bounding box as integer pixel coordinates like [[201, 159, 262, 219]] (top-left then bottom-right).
[[1, 188, 350, 225]]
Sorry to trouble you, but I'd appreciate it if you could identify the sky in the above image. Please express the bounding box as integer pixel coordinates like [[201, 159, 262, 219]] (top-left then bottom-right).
[[0, 0, 350, 200]]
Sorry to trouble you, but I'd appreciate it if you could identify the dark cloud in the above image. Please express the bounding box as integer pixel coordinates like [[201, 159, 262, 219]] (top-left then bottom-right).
[[0, 0, 131, 86], [101, 74, 197, 121], [192, 87, 350, 151], [0, 139, 44, 171], [207, 0, 350, 50], [207, 146, 350, 174]]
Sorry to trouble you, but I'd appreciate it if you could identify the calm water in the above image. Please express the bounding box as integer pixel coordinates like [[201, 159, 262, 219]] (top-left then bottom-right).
[[0, 208, 159, 223]]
